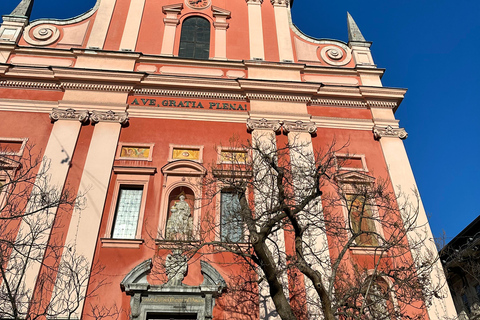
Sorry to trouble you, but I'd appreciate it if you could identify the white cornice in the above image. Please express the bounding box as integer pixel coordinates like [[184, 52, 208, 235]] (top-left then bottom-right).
[[311, 98, 367, 108], [312, 116, 374, 131], [0, 80, 61, 90], [239, 79, 320, 94], [52, 67, 145, 83], [62, 82, 134, 92], [0, 99, 56, 113], [141, 74, 240, 91]]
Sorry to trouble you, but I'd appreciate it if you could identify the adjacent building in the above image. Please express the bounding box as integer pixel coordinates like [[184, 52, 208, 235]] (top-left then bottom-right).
[[441, 216, 480, 320]]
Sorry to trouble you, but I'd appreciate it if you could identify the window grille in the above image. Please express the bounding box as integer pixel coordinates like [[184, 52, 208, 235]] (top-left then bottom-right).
[[112, 186, 143, 239], [220, 191, 243, 242], [178, 17, 210, 60]]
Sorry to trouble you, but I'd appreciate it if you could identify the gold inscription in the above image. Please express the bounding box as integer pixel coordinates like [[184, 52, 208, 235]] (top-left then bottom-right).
[[143, 296, 204, 304]]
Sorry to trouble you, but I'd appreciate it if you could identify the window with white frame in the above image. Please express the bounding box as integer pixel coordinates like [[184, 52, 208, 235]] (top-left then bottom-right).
[[111, 186, 143, 239], [103, 168, 154, 247], [220, 190, 244, 243]]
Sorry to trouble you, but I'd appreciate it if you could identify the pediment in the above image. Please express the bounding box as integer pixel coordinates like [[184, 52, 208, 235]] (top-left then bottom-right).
[[0, 156, 21, 170], [334, 171, 375, 184], [161, 160, 206, 177], [162, 3, 183, 13], [212, 6, 231, 17]]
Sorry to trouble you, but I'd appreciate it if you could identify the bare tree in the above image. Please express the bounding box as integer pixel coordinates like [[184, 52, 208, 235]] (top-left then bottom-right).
[[158, 134, 451, 320], [0, 144, 114, 320]]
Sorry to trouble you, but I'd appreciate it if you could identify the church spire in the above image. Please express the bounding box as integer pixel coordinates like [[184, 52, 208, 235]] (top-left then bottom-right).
[[9, 0, 35, 19], [347, 12, 366, 42]]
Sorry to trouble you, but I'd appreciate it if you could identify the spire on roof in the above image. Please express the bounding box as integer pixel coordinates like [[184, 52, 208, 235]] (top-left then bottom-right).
[[9, 0, 34, 19], [347, 12, 366, 42]]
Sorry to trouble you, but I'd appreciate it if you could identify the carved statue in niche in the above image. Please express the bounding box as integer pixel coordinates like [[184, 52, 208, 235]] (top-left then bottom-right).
[[166, 195, 193, 240]]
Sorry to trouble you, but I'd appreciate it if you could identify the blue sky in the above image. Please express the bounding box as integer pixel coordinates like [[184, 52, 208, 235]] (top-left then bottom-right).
[[1, 0, 479, 243]]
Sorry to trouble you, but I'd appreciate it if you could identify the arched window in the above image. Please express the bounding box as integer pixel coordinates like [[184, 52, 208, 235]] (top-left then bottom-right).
[[178, 16, 210, 60]]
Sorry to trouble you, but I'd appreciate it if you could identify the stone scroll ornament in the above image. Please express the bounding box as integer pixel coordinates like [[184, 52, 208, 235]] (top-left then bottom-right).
[[90, 110, 129, 125], [282, 120, 317, 134], [24, 24, 61, 46], [49, 108, 89, 123], [373, 125, 408, 140], [246, 118, 282, 132]]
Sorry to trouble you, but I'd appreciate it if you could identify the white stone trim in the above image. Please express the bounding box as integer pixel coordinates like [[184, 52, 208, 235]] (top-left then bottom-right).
[[119, 0, 146, 51], [312, 116, 374, 131], [334, 153, 368, 172], [0, 137, 28, 156], [86, 0, 117, 49], [103, 173, 151, 242]]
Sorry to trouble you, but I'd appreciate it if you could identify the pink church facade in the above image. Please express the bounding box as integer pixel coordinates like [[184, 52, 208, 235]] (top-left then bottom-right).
[[0, 0, 456, 319]]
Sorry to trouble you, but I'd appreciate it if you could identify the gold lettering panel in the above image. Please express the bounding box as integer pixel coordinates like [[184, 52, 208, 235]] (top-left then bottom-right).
[[172, 148, 200, 161], [220, 150, 247, 163], [120, 146, 150, 159]]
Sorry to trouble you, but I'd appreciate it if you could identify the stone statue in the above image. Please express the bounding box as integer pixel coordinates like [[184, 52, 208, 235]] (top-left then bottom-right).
[[166, 195, 193, 240], [165, 249, 188, 286], [368, 283, 389, 318]]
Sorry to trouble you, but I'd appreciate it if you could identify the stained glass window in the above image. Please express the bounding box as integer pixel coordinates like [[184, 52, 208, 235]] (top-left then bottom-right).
[[178, 17, 210, 60], [220, 191, 243, 242], [111, 186, 143, 239]]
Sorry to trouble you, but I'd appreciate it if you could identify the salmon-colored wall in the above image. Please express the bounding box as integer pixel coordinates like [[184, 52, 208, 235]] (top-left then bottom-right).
[[135, 0, 166, 54], [308, 105, 372, 119], [0, 88, 64, 101], [262, 3, 280, 62], [31, 123, 95, 312], [84, 118, 253, 317]]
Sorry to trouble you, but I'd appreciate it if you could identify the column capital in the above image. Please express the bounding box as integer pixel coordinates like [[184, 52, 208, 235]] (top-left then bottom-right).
[[373, 125, 408, 140], [247, 118, 281, 132], [245, 0, 263, 4], [49, 108, 89, 123], [283, 120, 317, 134], [91, 110, 129, 125], [270, 0, 289, 6], [213, 22, 229, 30]]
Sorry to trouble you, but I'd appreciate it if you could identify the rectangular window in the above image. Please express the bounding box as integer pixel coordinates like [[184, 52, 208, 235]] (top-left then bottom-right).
[[335, 154, 368, 172], [347, 194, 379, 247], [220, 191, 243, 242], [111, 186, 143, 239]]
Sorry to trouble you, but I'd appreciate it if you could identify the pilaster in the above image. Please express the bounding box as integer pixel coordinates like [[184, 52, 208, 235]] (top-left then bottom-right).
[[245, 0, 265, 60], [161, 3, 183, 56], [247, 117, 287, 320], [51, 110, 126, 318], [86, 0, 117, 49], [119, 0, 147, 51], [375, 130, 457, 320], [270, 0, 294, 62], [3, 109, 84, 315], [212, 6, 231, 60]]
